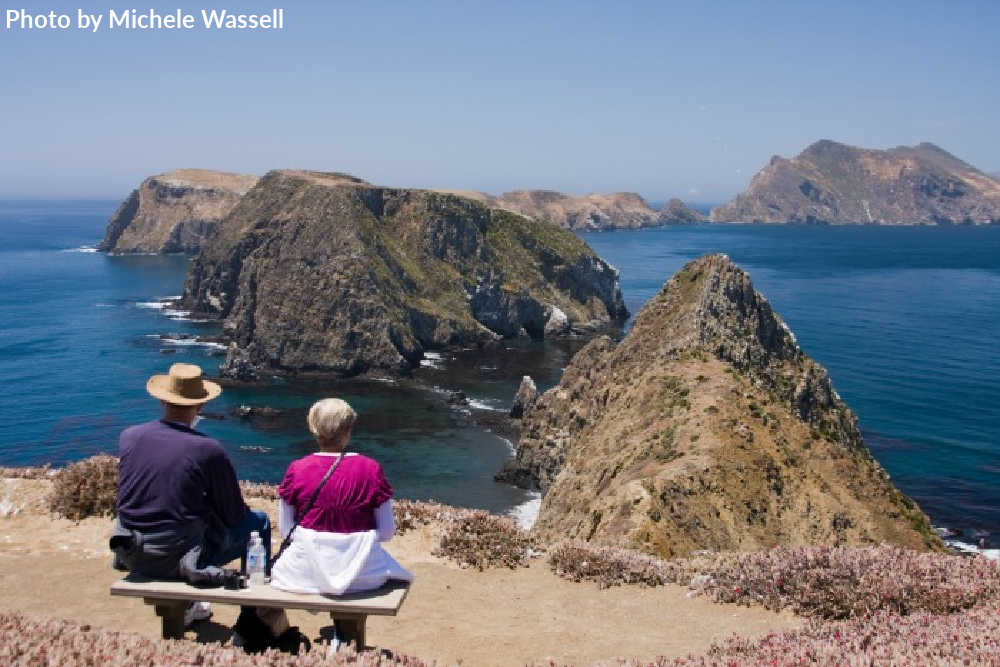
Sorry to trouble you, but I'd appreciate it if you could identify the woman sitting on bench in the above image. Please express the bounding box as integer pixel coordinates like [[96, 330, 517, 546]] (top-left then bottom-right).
[[270, 398, 413, 596]]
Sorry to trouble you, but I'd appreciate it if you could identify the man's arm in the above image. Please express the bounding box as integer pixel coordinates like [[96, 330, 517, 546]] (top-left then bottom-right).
[[203, 445, 248, 527]]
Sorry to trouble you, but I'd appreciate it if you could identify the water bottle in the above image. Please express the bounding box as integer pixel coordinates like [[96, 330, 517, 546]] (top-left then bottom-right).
[[247, 531, 267, 585]]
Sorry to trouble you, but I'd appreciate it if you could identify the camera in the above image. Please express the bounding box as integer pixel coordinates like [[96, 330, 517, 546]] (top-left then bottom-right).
[[221, 569, 248, 590]]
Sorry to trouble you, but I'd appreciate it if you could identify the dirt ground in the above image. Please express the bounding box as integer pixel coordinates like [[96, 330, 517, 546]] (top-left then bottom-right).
[[0, 478, 800, 666]]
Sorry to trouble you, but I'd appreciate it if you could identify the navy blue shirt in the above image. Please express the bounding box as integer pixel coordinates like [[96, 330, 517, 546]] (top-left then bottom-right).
[[117, 420, 248, 532]]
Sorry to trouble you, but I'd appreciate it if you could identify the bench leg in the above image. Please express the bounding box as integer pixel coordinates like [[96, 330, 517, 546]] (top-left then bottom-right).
[[145, 599, 186, 640], [329, 612, 367, 649]]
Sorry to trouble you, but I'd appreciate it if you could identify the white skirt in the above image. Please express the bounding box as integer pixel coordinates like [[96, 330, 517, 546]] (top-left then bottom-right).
[[269, 527, 413, 596]]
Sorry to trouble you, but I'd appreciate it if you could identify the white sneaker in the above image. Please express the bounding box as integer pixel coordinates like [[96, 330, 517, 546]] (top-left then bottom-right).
[[326, 623, 341, 655], [184, 601, 212, 627]]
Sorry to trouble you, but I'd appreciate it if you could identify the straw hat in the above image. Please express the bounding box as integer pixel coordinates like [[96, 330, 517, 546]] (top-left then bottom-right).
[[146, 363, 222, 406]]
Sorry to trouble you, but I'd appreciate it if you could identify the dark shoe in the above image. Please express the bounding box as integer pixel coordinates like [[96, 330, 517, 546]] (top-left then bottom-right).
[[276, 626, 311, 655], [184, 601, 213, 628]]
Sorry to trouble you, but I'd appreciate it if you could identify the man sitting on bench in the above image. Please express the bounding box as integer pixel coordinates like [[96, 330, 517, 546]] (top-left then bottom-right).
[[110, 363, 270, 626]]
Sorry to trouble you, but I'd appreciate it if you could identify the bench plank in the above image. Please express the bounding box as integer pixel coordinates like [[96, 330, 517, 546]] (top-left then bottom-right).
[[111, 575, 409, 615]]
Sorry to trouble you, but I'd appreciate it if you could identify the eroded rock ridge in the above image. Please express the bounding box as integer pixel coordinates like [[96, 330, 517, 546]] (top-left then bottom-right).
[[500, 254, 940, 557]]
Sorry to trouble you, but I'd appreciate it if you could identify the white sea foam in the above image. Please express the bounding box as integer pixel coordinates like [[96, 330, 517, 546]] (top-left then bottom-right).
[[420, 351, 446, 369], [135, 297, 207, 321], [468, 398, 505, 412], [136, 296, 182, 310], [508, 492, 541, 530], [154, 336, 226, 350], [945, 539, 1000, 561], [61, 245, 98, 253], [497, 436, 515, 455]]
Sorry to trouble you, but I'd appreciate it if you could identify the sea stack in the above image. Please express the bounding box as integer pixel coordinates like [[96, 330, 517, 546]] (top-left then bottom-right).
[[657, 198, 707, 224], [711, 140, 1000, 224], [98, 169, 259, 253], [500, 254, 941, 557], [182, 170, 628, 379]]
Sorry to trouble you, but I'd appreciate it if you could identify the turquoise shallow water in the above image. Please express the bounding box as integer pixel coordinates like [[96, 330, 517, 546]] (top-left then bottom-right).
[[1, 201, 999, 540]]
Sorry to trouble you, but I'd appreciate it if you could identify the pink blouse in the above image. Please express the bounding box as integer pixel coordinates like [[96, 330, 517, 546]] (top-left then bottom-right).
[[277, 453, 393, 534]]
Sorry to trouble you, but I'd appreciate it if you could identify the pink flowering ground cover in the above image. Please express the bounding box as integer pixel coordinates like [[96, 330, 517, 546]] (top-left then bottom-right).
[[0, 610, 429, 666], [549, 541, 1000, 619], [649, 606, 1000, 666]]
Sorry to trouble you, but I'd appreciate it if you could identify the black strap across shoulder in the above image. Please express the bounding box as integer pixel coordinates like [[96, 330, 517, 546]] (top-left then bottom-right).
[[268, 452, 346, 570]]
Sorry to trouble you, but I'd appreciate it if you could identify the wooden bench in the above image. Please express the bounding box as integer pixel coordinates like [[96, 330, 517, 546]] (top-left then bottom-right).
[[111, 574, 409, 647]]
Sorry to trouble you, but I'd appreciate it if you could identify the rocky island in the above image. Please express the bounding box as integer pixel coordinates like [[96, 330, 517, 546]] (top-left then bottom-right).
[[500, 254, 940, 557], [435, 189, 706, 230], [98, 169, 259, 253], [493, 190, 659, 230], [657, 197, 708, 224], [101, 173, 708, 254], [182, 170, 628, 379], [711, 140, 1000, 224]]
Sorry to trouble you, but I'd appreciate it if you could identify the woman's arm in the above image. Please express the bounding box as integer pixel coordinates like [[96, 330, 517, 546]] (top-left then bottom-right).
[[277, 496, 296, 540], [374, 499, 395, 542]]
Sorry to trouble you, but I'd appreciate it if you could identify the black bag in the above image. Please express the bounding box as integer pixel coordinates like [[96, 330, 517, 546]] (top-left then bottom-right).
[[233, 607, 311, 655]]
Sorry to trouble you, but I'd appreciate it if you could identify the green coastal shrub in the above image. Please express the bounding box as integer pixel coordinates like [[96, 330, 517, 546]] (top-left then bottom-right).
[[0, 465, 52, 479], [393, 498, 476, 535], [240, 480, 279, 500], [48, 454, 119, 520], [435, 511, 533, 570]]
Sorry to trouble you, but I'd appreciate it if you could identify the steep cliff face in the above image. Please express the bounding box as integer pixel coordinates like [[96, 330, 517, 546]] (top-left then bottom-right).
[[500, 254, 940, 557], [658, 198, 708, 224], [98, 170, 258, 253], [183, 170, 628, 379], [711, 140, 1000, 224]]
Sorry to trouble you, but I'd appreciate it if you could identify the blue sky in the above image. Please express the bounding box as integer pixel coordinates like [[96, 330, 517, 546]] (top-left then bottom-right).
[[1, 0, 997, 202]]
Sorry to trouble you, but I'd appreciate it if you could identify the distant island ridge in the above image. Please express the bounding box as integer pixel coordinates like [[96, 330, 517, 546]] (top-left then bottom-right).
[[711, 140, 1000, 225], [96, 139, 1000, 256], [98, 171, 705, 254]]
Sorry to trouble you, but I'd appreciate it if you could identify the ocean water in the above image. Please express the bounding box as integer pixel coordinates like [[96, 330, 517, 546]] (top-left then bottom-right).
[[583, 224, 1000, 545], [1, 201, 999, 543]]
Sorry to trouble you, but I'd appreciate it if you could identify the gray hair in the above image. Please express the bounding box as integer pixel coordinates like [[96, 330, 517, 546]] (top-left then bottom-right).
[[307, 398, 358, 440]]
